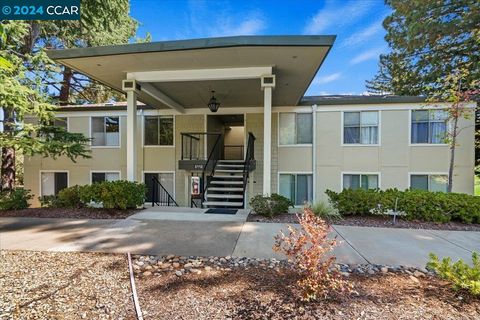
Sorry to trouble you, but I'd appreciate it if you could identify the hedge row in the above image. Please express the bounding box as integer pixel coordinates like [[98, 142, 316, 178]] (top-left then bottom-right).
[[41, 180, 146, 210], [325, 188, 480, 224], [0, 188, 32, 210]]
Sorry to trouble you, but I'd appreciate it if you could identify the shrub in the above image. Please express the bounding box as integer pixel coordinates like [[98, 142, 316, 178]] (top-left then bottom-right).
[[79, 180, 146, 209], [0, 188, 32, 210], [39, 195, 58, 208], [249, 193, 294, 217], [273, 207, 351, 301], [310, 201, 342, 221], [56, 185, 83, 208], [326, 188, 480, 224], [427, 252, 480, 296]]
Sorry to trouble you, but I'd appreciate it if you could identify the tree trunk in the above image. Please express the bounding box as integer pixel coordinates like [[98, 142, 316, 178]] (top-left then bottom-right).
[[1, 108, 15, 190], [59, 67, 73, 105], [447, 113, 459, 193]]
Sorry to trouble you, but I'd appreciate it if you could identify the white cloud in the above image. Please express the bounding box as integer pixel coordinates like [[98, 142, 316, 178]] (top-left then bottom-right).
[[313, 72, 342, 85], [211, 17, 265, 37], [341, 18, 385, 47], [185, 1, 266, 38], [304, 1, 372, 34], [350, 47, 386, 65]]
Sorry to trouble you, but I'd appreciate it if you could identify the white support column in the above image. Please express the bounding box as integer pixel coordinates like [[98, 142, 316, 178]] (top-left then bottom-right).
[[263, 86, 272, 195], [126, 90, 137, 181]]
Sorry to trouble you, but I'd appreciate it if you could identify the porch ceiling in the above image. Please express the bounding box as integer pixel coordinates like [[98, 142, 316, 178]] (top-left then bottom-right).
[[48, 35, 335, 109]]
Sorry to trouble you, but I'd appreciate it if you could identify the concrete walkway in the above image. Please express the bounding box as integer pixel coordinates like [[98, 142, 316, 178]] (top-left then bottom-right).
[[1, 213, 479, 268]]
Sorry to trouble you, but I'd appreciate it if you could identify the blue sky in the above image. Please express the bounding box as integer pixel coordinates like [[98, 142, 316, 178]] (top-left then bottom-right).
[[130, 0, 391, 96]]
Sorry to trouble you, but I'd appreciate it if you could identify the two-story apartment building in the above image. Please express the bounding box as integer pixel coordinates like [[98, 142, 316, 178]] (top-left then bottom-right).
[[23, 36, 476, 208]]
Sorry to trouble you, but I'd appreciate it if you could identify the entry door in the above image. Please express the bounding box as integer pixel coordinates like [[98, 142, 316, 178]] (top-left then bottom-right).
[[144, 173, 174, 202]]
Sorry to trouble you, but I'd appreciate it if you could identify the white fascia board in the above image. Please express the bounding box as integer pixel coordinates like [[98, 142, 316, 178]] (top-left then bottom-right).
[[127, 66, 273, 82], [140, 82, 185, 114]]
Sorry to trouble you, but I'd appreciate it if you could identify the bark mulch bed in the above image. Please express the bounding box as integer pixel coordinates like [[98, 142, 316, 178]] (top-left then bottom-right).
[[136, 267, 480, 320], [0, 251, 135, 319], [0, 207, 141, 219], [247, 213, 480, 231]]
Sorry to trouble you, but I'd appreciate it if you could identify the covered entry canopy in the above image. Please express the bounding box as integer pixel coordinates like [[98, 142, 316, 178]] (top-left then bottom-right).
[[48, 35, 335, 111]]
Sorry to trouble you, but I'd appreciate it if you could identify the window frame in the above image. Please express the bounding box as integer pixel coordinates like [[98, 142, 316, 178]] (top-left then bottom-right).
[[142, 115, 175, 147], [39, 170, 69, 197], [341, 172, 381, 190], [89, 170, 122, 184], [278, 112, 313, 147], [277, 171, 314, 207], [408, 172, 448, 192], [90, 116, 121, 149], [409, 109, 449, 146], [53, 117, 69, 131], [341, 111, 381, 146]]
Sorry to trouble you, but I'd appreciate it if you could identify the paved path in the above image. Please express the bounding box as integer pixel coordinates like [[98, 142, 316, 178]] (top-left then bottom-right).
[[1, 214, 479, 269]]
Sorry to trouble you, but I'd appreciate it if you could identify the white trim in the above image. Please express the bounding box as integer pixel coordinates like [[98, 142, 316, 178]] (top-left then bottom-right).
[[341, 110, 381, 147], [340, 171, 382, 190], [141, 170, 176, 200], [89, 170, 122, 184], [311, 104, 317, 203], [277, 111, 314, 147], [408, 109, 449, 147], [408, 172, 449, 191], [142, 114, 176, 148], [127, 66, 273, 82], [39, 170, 70, 197], [89, 115, 122, 149], [277, 171, 314, 207]]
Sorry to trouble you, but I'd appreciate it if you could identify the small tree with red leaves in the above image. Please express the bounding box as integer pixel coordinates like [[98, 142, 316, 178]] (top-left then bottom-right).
[[273, 207, 351, 301]]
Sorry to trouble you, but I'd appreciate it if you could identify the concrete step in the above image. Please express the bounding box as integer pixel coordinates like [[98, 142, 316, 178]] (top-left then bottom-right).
[[211, 175, 244, 179], [203, 201, 244, 207], [216, 164, 244, 168], [208, 187, 243, 192], [216, 169, 244, 173], [210, 180, 243, 185], [206, 194, 243, 199]]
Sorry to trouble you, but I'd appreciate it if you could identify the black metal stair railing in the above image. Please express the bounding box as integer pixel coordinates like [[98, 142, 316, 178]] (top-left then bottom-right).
[[200, 133, 223, 207], [151, 176, 178, 207], [242, 132, 256, 207]]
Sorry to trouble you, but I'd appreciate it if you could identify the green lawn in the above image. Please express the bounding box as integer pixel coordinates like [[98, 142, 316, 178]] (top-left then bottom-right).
[[475, 176, 480, 196]]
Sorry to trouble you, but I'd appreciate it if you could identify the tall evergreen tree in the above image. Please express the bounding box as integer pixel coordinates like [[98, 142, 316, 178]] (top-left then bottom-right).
[[367, 0, 479, 95]]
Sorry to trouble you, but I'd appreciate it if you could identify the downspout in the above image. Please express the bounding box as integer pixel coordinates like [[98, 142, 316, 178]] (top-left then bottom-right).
[[312, 104, 317, 204]]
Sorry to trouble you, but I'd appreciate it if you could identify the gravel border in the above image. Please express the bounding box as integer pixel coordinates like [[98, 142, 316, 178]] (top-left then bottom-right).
[[0, 251, 135, 319]]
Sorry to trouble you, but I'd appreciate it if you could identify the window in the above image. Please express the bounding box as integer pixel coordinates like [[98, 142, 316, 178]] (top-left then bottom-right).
[[144, 116, 174, 146], [53, 117, 68, 130], [91, 117, 119, 147], [410, 174, 447, 192], [91, 172, 120, 184], [279, 173, 313, 205], [41, 172, 68, 196], [411, 110, 448, 144], [343, 111, 379, 144], [343, 174, 379, 190], [279, 113, 313, 145]]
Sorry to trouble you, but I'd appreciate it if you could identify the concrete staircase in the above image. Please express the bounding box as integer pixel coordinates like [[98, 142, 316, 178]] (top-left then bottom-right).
[[202, 160, 246, 208]]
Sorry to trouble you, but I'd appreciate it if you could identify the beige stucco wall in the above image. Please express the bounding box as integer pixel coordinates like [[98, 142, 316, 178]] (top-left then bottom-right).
[[23, 103, 475, 207], [315, 108, 475, 201]]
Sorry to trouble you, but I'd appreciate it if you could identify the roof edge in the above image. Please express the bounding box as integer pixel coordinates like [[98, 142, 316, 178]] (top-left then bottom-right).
[[47, 35, 336, 60], [300, 95, 427, 105]]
